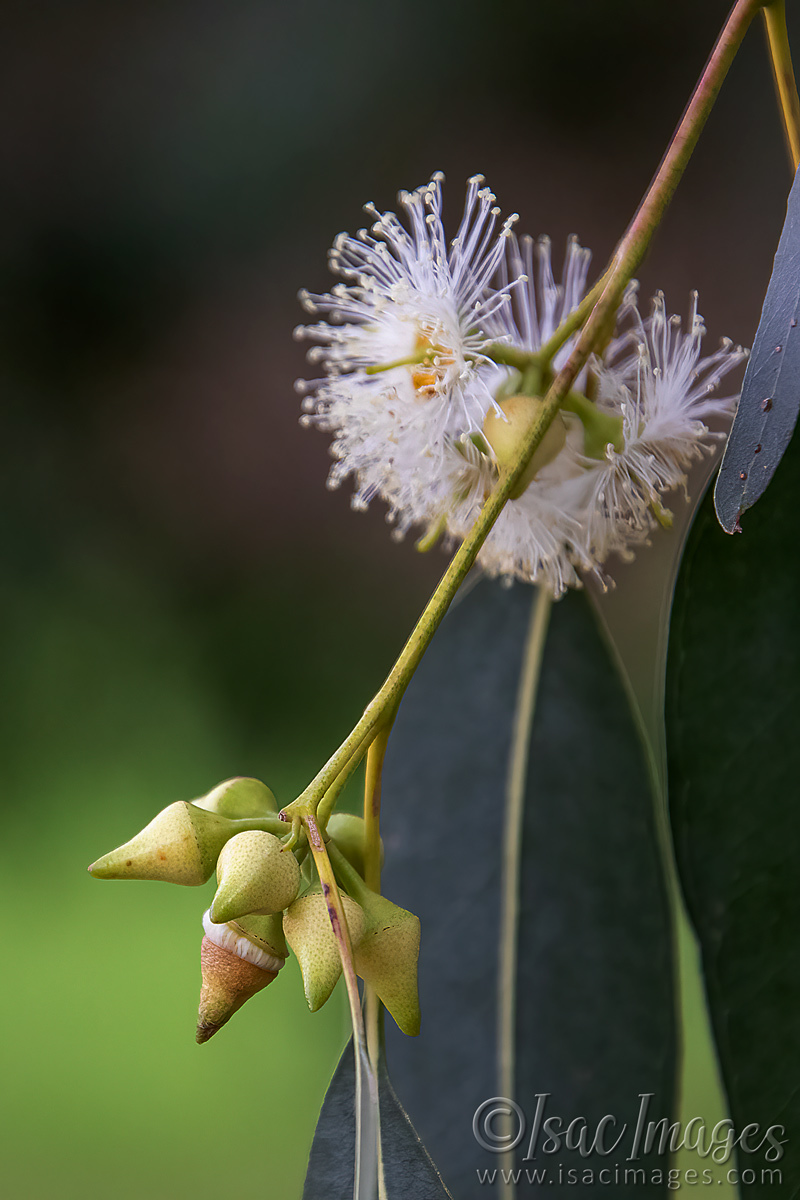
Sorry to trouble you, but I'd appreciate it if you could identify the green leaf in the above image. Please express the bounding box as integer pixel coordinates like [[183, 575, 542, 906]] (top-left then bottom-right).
[[715, 162, 800, 532], [303, 1039, 452, 1199], [668, 427, 800, 1193], [382, 582, 675, 1197]]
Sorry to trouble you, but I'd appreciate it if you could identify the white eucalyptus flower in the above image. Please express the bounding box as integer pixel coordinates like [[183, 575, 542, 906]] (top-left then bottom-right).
[[297, 181, 746, 595], [441, 278, 746, 595], [575, 290, 749, 568], [295, 174, 519, 527], [440, 234, 599, 595]]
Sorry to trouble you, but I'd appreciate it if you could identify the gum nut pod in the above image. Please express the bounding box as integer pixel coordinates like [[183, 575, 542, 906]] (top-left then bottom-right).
[[196, 909, 285, 1043], [354, 891, 421, 1037], [282, 883, 365, 1012], [193, 777, 278, 819], [88, 802, 246, 886], [327, 842, 421, 1035], [210, 830, 300, 924], [483, 396, 568, 498], [326, 812, 383, 879], [230, 910, 288, 960]]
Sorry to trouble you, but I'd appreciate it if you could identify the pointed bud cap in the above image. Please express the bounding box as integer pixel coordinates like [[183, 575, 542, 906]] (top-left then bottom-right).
[[354, 892, 421, 1036], [196, 910, 284, 1043], [327, 813, 383, 879], [88, 802, 238, 886], [283, 885, 365, 1012], [194, 777, 278, 820], [210, 830, 300, 923]]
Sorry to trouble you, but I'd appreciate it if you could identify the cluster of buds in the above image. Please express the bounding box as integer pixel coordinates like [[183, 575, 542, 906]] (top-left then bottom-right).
[[88, 779, 421, 1042]]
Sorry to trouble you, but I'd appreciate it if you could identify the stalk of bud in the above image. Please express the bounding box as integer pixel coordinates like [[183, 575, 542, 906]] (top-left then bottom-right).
[[193, 777, 278, 819], [283, 883, 365, 1012], [210, 830, 301, 923], [483, 395, 567, 499], [87, 801, 284, 886], [196, 910, 286, 1043], [328, 842, 421, 1036]]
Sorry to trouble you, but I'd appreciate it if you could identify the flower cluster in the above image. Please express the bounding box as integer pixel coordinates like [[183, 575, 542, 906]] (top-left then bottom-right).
[[87, 779, 420, 1042], [296, 175, 747, 595]]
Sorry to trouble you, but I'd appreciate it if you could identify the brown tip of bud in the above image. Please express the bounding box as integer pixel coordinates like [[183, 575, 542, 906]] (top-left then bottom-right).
[[196, 935, 278, 1044]]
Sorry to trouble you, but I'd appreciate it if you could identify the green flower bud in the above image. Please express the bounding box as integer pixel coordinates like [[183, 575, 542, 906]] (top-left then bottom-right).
[[193, 777, 278, 820], [196, 910, 285, 1044], [327, 842, 421, 1036], [230, 910, 288, 960], [87, 802, 277, 887], [210, 830, 300, 924], [354, 892, 421, 1037], [483, 395, 567, 499], [283, 883, 365, 1012], [327, 812, 383, 879]]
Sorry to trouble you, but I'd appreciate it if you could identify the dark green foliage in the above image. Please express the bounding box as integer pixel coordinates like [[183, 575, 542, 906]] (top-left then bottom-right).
[[380, 584, 675, 1197], [303, 1040, 451, 1198], [669, 427, 800, 1196], [715, 163, 800, 532]]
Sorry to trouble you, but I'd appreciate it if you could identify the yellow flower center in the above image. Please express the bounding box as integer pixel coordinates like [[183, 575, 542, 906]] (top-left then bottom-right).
[[410, 330, 456, 401]]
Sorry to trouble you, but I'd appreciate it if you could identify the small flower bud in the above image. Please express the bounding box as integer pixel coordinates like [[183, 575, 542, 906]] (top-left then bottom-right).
[[326, 812, 383, 879], [230, 910, 288, 960], [210, 830, 301, 924], [326, 842, 421, 1036], [483, 395, 567, 498], [88, 802, 242, 886], [283, 884, 365, 1012], [193, 777, 278, 820], [354, 891, 421, 1037], [196, 910, 285, 1043]]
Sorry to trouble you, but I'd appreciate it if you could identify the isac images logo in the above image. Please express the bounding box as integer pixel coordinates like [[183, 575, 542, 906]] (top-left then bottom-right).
[[472, 1093, 787, 1189]]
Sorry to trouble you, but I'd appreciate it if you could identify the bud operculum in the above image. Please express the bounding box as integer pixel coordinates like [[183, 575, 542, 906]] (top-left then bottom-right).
[[210, 830, 301, 924], [88, 802, 232, 886], [328, 842, 421, 1037], [193, 777, 278, 820], [326, 812, 383, 879], [88, 801, 285, 887], [283, 883, 365, 1012], [196, 910, 285, 1043]]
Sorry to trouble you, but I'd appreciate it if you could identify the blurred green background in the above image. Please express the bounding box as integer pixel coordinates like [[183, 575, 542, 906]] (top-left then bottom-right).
[[0, 1, 790, 1195]]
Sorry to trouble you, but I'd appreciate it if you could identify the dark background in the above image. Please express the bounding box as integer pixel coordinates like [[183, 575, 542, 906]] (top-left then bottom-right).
[[0, 2, 790, 1196]]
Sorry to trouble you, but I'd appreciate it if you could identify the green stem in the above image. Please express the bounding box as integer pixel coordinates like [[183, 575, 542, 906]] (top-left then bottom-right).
[[483, 343, 536, 371], [317, 743, 368, 831], [497, 586, 552, 1175], [305, 815, 378, 1200], [328, 838, 372, 902], [763, 0, 800, 170], [536, 266, 615, 366], [562, 390, 625, 457], [363, 723, 392, 895], [281, 0, 761, 827], [611, 0, 762, 285], [362, 721, 393, 1130]]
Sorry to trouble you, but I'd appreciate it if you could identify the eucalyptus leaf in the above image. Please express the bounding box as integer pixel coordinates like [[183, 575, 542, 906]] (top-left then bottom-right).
[[382, 582, 675, 1197], [714, 162, 800, 532], [303, 1039, 452, 1199], [668, 429, 800, 1195]]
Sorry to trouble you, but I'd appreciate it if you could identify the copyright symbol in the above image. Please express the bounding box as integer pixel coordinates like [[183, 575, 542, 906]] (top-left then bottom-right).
[[472, 1097, 525, 1153]]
